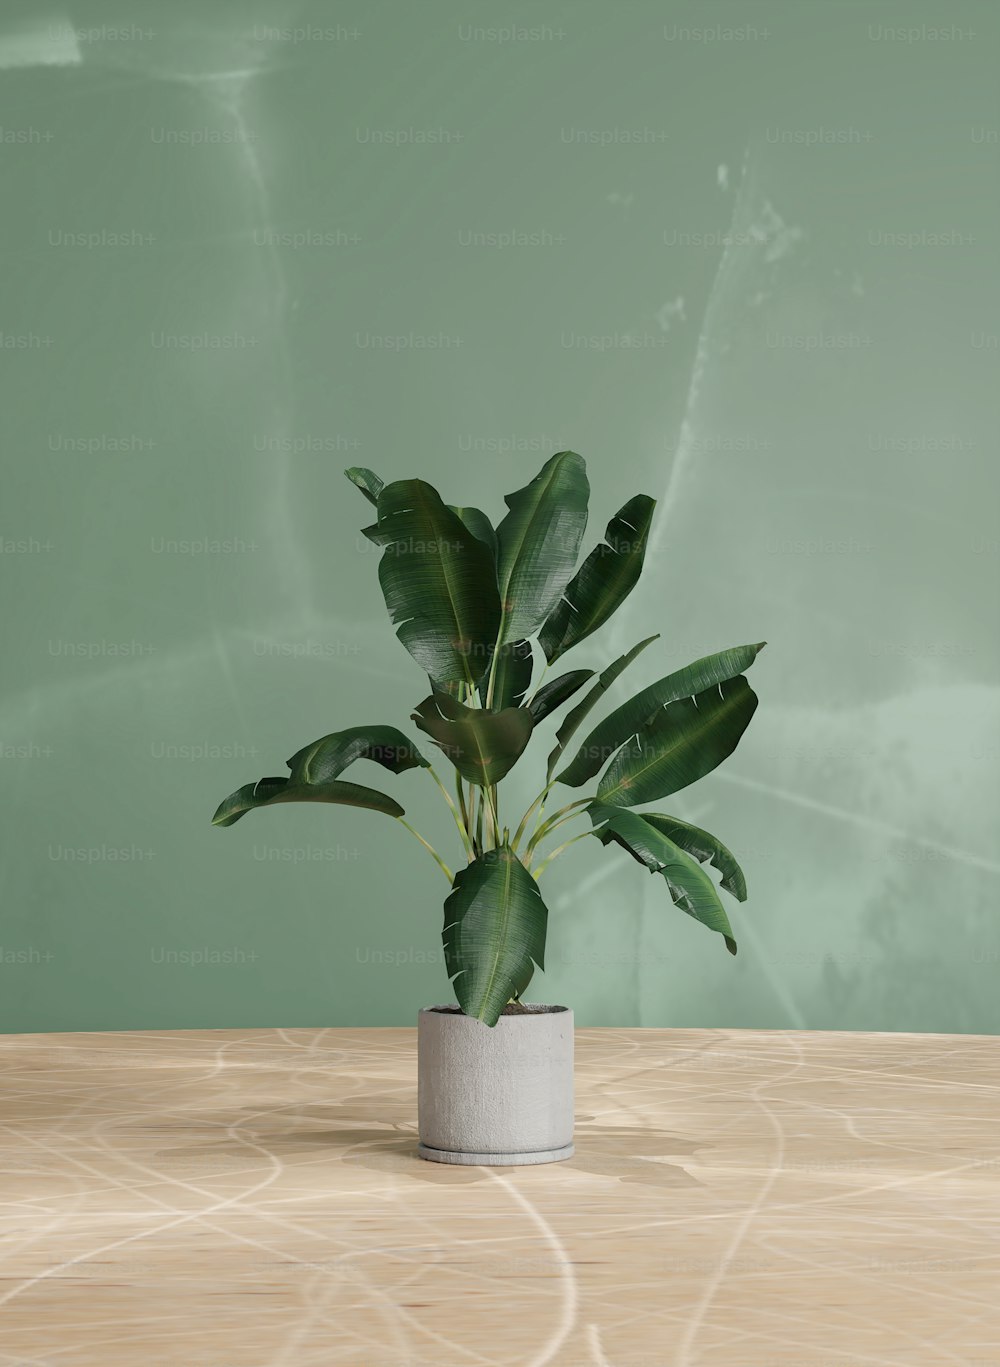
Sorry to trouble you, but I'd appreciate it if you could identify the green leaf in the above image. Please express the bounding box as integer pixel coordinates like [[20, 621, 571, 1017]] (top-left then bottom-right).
[[589, 803, 737, 954], [596, 675, 759, 807], [449, 505, 498, 559], [547, 635, 659, 783], [372, 479, 502, 687], [212, 776, 404, 827], [539, 494, 655, 663], [485, 638, 533, 710], [443, 846, 548, 1026], [412, 692, 533, 786], [344, 466, 384, 507], [495, 451, 590, 643], [640, 814, 747, 902], [528, 668, 595, 724], [558, 642, 765, 789], [285, 725, 429, 786]]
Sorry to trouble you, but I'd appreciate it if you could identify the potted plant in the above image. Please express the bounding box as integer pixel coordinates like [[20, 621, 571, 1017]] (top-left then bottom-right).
[[212, 452, 764, 1165]]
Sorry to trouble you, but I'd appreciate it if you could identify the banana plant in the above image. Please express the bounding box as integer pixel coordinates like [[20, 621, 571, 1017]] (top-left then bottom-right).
[[213, 453, 765, 1027]]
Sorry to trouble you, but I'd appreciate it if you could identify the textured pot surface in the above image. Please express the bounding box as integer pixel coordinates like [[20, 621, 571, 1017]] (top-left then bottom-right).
[[417, 1005, 574, 1165]]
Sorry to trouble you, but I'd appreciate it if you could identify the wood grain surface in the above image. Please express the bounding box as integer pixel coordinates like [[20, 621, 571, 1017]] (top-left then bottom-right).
[[1, 1027, 998, 1365]]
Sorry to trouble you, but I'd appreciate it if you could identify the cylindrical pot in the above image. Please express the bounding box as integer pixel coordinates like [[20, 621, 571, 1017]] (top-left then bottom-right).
[[417, 1004, 574, 1165]]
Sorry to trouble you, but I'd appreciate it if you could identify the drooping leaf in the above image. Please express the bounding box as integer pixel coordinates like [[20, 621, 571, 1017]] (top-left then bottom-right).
[[443, 846, 548, 1026], [412, 692, 533, 786], [344, 466, 385, 507], [557, 642, 765, 789], [589, 803, 737, 954], [285, 725, 429, 786], [371, 479, 501, 688], [450, 505, 498, 559], [212, 776, 404, 827], [596, 675, 759, 808], [527, 669, 595, 725], [539, 494, 656, 663], [547, 635, 659, 783], [640, 813, 747, 902], [495, 451, 590, 643], [485, 638, 533, 710]]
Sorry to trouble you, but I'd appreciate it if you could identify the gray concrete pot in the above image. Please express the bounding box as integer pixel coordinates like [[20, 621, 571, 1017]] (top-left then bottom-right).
[[417, 1004, 574, 1165]]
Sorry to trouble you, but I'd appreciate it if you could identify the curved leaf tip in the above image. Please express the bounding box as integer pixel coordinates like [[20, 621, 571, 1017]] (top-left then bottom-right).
[[212, 776, 404, 826], [412, 692, 532, 786], [495, 452, 590, 643], [344, 466, 384, 507], [588, 803, 738, 954], [539, 492, 656, 664]]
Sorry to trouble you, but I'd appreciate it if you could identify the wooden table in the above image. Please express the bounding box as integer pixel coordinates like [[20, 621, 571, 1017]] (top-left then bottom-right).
[[1, 1028, 998, 1365]]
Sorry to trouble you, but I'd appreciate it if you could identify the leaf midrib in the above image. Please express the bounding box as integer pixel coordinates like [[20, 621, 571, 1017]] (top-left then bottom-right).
[[551, 635, 657, 781], [599, 689, 735, 803], [498, 458, 568, 630], [460, 713, 495, 777], [415, 483, 479, 689], [477, 854, 515, 1020]]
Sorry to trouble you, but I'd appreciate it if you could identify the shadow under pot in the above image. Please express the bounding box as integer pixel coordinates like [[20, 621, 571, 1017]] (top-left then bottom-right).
[[417, 1004, 575, 1166]]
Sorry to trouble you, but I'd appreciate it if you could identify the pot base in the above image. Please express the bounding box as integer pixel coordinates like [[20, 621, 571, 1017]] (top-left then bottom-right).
[[417, 1141, 575, 1167]]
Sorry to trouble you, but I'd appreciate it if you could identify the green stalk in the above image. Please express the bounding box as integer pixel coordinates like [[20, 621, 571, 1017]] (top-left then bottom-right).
[[527, 797, 592, 857], [426, 765, 476, 861], [523, 660, 550, 710], [468, 784, 480, 855], [483, 624, 505, 711], [511, 781, 553, 852], [454, 770, 472, 854], [483, 783, 500, 849], [533, 830, 591, 880], [396, 818, 453, 882]]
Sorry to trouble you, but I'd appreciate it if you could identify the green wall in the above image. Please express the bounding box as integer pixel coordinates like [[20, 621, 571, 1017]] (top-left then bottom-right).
[[2, 0, 997, 1033]]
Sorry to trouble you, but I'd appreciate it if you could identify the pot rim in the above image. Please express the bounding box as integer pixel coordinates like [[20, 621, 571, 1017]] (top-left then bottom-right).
[[419, 1003, 570, 1018]]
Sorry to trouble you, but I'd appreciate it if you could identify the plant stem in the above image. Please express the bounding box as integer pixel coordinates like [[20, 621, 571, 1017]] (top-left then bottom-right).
[[526, 809, 587, 862], [396, 818, 453, 882], [483, 628, 505, 711], [454, 770, 471, 851], [523, 661, 550, 709], [426, 766, 476, 861], [527, 797, 592, 856], [483, 783, 500, 848], [533, 830, 592, 879], [511, 781, 553, 852]]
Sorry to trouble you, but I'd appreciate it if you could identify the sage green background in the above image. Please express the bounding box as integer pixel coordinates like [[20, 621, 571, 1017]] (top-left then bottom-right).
[[2, 0, 997, 1034]]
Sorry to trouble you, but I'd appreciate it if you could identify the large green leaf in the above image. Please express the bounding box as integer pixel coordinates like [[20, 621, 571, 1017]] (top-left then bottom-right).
[[528, 668, 595, 725], [443, 846, 548, 1026], [344, 466, 385, 507], [285, 725, 429, 786], [212, 776, 404, 827], [557, 642, 765, 789], [589, 803, 737, 954], [495, 451, 590, 643], [547, 635, 659, 783], [596, 675, 759, 807], [369, 479, 501, 687], [412, 692, 533, 786], [538, 494, 655, 663], [640, 813, 747, 902], [449, 505, 498, 559], [485, 638, 533, 710]]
